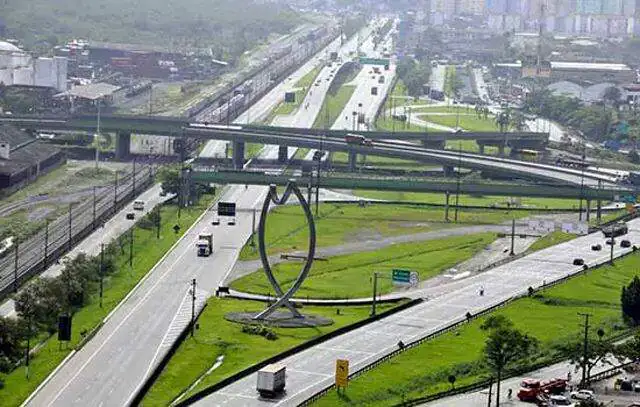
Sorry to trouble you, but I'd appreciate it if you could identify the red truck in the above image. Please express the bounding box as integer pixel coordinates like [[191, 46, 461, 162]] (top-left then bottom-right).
[[517, 377, 567, 401]]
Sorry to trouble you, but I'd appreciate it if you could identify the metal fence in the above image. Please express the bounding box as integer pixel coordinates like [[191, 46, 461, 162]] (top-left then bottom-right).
[[297, 238, 640, 406], [0, 165, 154, 296]]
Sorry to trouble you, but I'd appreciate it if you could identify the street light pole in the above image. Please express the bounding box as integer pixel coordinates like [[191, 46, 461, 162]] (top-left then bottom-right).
[[95, 96, 102, 172], [190, 278, 197, 337]]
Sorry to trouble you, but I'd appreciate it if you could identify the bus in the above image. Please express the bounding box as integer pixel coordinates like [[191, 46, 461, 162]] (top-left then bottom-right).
[[514, 149, 540, 161]]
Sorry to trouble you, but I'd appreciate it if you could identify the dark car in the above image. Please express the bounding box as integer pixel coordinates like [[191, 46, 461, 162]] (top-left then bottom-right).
[[606, 239, 615, 245], [621, 240, 632, 248], [591, 244, 602, 251], [126, 213, 135, 220], [573, 258, 585, 266]]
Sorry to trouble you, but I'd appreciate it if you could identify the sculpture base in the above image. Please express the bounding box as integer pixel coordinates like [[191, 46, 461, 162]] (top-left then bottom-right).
[[225, 311, 334, 328]]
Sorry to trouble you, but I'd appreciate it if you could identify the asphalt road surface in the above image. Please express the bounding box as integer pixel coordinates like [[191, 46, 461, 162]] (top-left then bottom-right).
[[24, 20, 369, 407], [195, 219, 640, 406]]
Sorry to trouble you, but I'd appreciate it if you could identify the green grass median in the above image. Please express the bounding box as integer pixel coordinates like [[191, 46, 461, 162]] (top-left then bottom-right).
[[238, 203, 533, 262], [0, 196, 213, 407], [143, 298, 401, 405], [311, 247, 639, 406], [313, 85, 356, 129], [232, 233, 496, 299], [354, 190, 582, 210]]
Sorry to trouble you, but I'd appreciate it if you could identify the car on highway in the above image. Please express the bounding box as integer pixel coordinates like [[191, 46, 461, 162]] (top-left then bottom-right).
[[126, 213, 135, 220], [212, 217, 220, 226], [621, 239, 632, 248], [606, 239, 615, 245], [227, 218, 236, 226], [548, 395, 575, 406], [591, 244, 602, 251], [573, 258, 584, 266], [133, 200, 145, 210], [570, 389, 594, 400]]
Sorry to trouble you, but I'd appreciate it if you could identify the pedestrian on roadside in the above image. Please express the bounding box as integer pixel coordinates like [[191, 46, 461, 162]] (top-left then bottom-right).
[[479, 286, 484, 296]]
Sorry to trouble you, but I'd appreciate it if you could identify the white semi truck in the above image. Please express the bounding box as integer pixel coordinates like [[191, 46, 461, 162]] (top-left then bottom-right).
[[196, 232, 213, 256]]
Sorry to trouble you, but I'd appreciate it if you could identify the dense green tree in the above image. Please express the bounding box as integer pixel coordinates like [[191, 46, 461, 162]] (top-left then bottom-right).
[[481, 316, 538, 407], [622, 276, 640, 325], [557, 333, 612, 385], [158, 166, 181, 195]]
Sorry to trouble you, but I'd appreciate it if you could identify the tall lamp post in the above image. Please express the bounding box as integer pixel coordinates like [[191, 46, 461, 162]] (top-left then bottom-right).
[[94, 94, 104, 172]]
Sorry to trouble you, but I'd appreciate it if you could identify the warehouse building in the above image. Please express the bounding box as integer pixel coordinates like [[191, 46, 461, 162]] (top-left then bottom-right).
[[0, 126, 65, 192]]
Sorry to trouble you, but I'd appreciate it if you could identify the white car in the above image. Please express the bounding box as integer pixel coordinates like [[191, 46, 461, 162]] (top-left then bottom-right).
[[549, 395, 575, 406], [570, 389, 594, 400]]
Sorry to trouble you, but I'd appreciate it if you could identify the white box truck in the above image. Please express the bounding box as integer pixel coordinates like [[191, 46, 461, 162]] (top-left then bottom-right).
[[257, 364, 286, 397], [196, 232, 213, 257]]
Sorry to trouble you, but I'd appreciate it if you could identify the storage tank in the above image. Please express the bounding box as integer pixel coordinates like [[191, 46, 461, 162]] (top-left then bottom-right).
[[13, 67, 34, 86], [35, 57, 54, 88]]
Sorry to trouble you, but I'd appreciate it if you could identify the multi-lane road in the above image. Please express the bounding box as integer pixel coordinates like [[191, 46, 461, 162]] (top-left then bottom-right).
[[23, 19, 373, 407], [194, 219, 640, 406]]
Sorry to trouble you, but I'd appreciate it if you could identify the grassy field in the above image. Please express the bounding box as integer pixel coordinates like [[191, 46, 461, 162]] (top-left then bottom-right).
[[313, 85, 356, 129], [527, 231, 576, 253], [354, 190, 583, 210], [418, 113, 499, 132], [238, 202, 535, 261], [312, 250, 639, 406], [0, 197, 213, 407], [143, 299, 400, 405], [232, 233, 495, 299]]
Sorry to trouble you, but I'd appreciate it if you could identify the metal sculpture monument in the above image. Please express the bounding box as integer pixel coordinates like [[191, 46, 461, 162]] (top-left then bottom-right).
[[254, 181, 316, 320]]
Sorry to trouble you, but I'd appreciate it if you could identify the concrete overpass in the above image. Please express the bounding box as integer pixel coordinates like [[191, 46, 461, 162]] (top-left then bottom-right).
[[0, 113, 548, 158], [190, 169, 628, 200], [0, 115, 610, 186]]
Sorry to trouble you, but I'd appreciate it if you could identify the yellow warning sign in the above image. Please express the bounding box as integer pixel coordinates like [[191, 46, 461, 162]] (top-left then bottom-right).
[[335, 359, 349, 388]]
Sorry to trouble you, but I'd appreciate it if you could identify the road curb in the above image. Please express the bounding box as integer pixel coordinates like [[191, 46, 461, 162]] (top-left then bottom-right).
[[19, 349, 76, 407]]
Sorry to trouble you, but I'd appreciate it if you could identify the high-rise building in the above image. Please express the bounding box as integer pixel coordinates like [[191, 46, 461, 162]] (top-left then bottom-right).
[[577, 0, 602, 14]]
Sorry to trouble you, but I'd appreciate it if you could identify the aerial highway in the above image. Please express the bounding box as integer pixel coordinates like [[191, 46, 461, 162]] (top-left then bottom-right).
[[185, 126, 620, 187], [191, 219, 640, 406], [23, 20, 371, 407]]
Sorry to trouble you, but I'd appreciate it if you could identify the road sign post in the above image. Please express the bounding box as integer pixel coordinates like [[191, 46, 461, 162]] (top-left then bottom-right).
[[335, 359, 349, 390]]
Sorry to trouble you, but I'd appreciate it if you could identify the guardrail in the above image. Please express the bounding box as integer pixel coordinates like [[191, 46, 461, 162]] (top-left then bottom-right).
[[175, 299, 423, 406], [297, 236, 640, 406]]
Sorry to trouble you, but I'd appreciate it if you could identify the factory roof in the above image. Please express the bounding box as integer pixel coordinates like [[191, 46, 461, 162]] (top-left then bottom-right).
[[495, 61, 632, 72], [0, 41, 21, 52], [0, 126, 61, 176], [55, 82, 121, 100]]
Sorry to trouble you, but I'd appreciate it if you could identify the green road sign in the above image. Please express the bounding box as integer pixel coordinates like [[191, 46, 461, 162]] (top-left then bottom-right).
[[359, 57, 390, 66], [392, 269, 411, 284]]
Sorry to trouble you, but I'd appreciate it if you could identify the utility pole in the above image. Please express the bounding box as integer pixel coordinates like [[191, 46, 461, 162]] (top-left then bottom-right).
[[578, 313, 591, 387], [99, 243, 104, 308], [454, 142, 462, 222], [190, 278, 197, 337], [44, 220, 49, 266], [132, 157, 136, 195], [13, 242, 19, 293], [250, 208, 256, 247], [92, 186, 97, 228], [486, 379, 493, 407], [510, 219, 516, 256], [156, 206, 161, 239], [68, 203, 73, 252], [371, 272, 379, 317], [129, 228, 134, 267], [114, 172, 119, 213], [578, 148, 586, 221]]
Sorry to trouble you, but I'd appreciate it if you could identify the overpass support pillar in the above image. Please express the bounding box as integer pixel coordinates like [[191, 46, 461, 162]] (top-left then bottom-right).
[[478, 143, 485, 154], [278, 145, 288, 163], [115, 132, 131, 160], [586, 200, 591, 222], [597, 199, 602, 225], [444, 191, 450, 222], [233, 141, 245, 169], [348, 151, 357, 172], [443, 165, 455, 177], [498, 145, 505, 156]]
